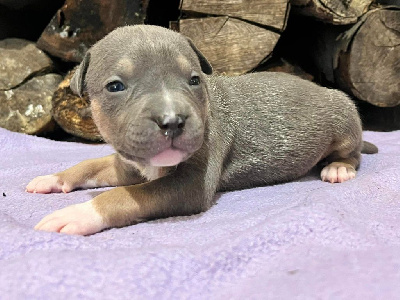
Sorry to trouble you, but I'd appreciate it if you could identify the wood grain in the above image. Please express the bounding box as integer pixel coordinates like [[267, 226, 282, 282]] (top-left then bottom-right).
[[179, 17, 280, 75], [181, 0, 289, 30]]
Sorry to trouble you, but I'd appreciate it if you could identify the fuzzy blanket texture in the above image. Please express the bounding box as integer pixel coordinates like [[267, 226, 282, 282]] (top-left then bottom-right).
[[0, 127, 399, 299]]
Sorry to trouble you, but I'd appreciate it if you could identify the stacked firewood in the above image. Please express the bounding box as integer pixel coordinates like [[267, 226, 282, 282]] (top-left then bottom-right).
[[178, 1, 399, 109], [0, 0, 398, 140]]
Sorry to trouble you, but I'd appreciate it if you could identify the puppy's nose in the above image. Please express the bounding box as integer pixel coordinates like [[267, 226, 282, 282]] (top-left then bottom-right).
[[155, 114, 186, 138]]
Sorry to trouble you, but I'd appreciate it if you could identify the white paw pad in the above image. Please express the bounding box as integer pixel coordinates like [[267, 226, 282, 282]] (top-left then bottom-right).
[[321, 163, 356, 183], [34, 201, 107, 235], [26, 175, 73, 194]]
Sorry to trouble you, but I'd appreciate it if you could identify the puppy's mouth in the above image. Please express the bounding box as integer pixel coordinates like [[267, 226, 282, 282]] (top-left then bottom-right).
[[149, 147, 188, 167], [118, 146, 189, 167]]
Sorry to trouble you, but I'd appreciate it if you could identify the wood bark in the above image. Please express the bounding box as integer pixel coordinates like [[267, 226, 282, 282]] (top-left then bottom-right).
[[52, 69, 102, 141], [291, 0, 374, 24], [37, 0, 147, 62], [178, 0, 290, 75], [313, 7, 400, 107]]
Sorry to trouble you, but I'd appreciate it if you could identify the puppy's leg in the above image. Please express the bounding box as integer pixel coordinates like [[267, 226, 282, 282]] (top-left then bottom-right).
[[26, 154, 144, 194], [321, 138, 362, 183], [34, 161, 215, 235]]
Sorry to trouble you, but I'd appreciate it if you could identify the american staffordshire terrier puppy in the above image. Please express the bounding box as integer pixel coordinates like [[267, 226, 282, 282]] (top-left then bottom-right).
[[26, 25, 377, 235]]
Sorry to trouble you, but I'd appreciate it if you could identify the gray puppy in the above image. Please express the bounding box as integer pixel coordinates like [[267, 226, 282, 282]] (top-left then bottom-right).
[[26, 25, 377, 235]]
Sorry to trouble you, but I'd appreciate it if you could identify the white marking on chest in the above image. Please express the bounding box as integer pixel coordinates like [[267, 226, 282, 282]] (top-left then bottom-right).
[[141, 165, 162, 181], [118, 154, 164, 181], [120, 156, 163, 181]]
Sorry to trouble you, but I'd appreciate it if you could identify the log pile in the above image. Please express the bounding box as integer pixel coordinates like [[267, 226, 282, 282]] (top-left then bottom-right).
[[270, 5, 399, 130], [0, 0, 399, 139], [311, 7, 400, 107]]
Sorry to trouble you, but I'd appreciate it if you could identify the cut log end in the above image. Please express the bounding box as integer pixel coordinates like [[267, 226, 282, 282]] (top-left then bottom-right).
[[37, 0, 146, 62], [179, 17, 281, 75], [338, 8, 400, 107], [177, 0, 289, 75], [180, 0, 289, 29], [52, 69, 102, 141]]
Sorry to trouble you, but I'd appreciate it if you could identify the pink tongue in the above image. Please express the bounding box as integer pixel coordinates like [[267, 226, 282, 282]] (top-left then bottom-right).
[[150, 149, 185, 167]]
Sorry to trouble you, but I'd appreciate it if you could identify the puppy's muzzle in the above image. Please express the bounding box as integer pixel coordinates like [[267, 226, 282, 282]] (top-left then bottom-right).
[[154, 114, 187, 138]]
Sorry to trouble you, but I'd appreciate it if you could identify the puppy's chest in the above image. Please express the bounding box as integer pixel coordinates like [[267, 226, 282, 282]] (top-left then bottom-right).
[[132, 163, 174, 182], [141, 166, 163, 181]]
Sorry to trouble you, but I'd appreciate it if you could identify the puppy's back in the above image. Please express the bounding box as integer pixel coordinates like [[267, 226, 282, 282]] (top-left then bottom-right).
[[206, 72, 363, 190]]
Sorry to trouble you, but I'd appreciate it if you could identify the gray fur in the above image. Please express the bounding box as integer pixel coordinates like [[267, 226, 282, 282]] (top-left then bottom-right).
[[68, 25, 372, 226]]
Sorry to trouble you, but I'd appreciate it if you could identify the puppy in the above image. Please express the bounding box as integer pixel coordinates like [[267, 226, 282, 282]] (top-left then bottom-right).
[[26, 25, 377, 235]]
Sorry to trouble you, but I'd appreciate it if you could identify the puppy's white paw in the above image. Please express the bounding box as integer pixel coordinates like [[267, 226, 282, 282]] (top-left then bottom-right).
[[26, 175, 73, 194], [321, 162, 356, 183], [35, 200, 107, 235]]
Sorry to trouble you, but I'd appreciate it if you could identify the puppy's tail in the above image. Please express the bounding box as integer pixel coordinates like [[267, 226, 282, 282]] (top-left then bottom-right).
[[362, 141, 378, 154]]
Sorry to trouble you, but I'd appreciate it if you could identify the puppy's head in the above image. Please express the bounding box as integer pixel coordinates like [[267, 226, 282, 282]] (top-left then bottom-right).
[[71, 25, 212, 167]]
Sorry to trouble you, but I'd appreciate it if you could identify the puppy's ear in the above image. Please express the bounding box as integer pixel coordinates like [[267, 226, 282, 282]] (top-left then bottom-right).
[[187, 38, 213, 75], [70, 52, 91, 97]]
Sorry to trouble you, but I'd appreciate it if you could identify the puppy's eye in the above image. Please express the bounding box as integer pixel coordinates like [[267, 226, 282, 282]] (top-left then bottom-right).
[[189, 76, 201, 86], [106, 81, 125, 92]]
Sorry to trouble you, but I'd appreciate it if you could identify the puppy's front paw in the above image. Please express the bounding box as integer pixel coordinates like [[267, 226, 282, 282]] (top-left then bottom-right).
[[26, 175, 73, 194], [35, 201, 107, 235], [321, 162, 356, 183]]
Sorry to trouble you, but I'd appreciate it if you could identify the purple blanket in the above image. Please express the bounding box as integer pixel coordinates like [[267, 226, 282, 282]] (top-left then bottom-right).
[[0, 127, 399, 299]]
